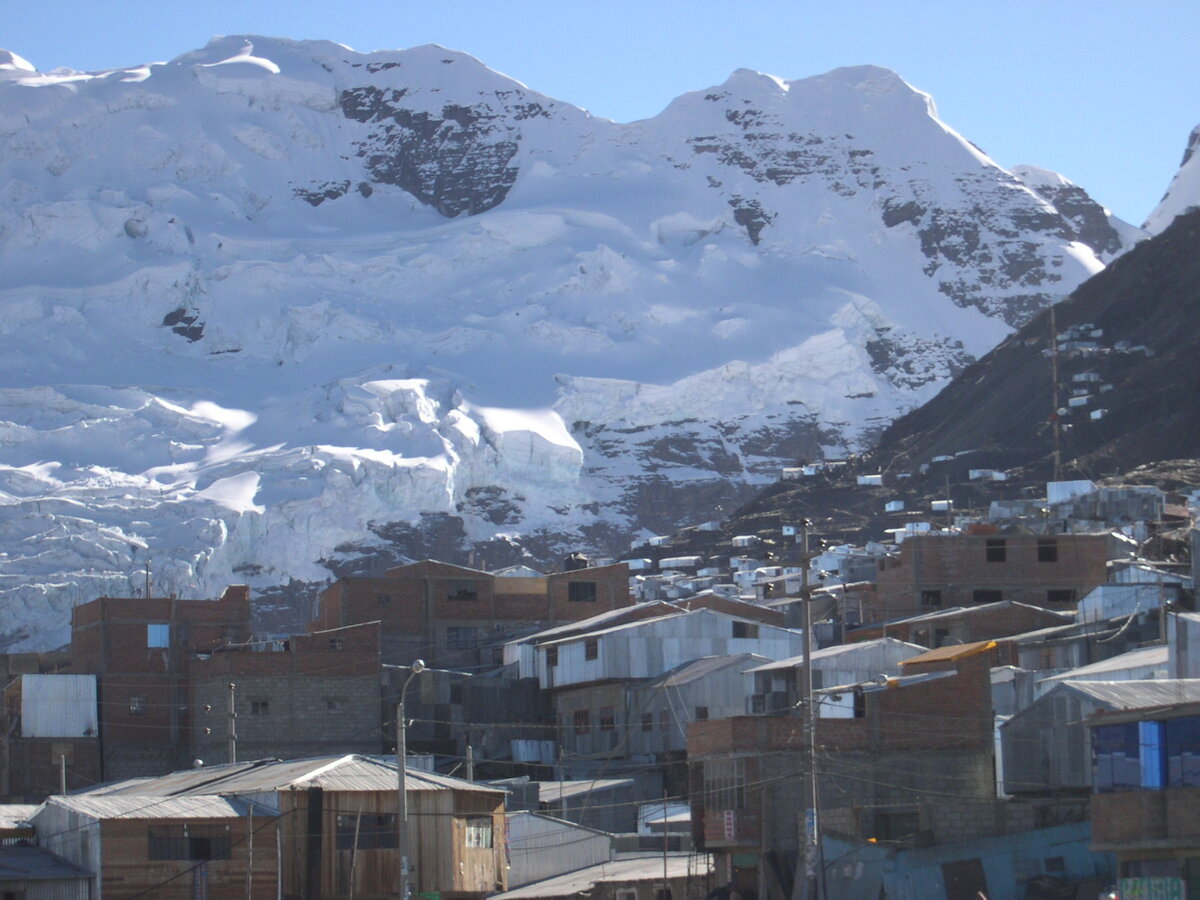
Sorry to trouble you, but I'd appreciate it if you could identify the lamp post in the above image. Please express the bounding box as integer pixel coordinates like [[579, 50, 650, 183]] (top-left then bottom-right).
[[397, 659, 426, 900]]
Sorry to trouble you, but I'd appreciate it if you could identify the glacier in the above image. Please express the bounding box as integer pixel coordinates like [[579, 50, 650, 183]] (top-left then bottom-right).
[[0, 36, 1148, 649]]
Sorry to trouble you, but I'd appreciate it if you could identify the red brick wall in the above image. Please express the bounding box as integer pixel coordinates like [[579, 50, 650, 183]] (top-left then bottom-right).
[[874, 533, 1112, 620]]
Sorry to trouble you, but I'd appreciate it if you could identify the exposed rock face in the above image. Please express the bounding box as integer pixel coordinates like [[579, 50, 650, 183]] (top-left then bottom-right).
[[0, 39, 1144, 649], [339, 86, 524, 216], [1013, 164, 1138, 261]]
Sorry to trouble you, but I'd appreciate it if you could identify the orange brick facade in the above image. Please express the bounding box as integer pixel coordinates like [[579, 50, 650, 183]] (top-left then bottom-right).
[[316, 559, 632, 665], [872, 532, 1114, 621], [69, 586, 252, 779]]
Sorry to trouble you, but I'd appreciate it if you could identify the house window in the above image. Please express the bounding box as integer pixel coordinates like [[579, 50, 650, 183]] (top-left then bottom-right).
[[972, 590, 1002, 604], [1047, 589, 1077, 604], [569, 581, 598, 602], [128, 695, 146, 715], [599, 706, 616, 731], [329, 638, 344, 651], [546, 646, 559, 668], [868, 809, 920, 842], [704, 757, 746, 810], [985, 539, 1007, 562], [376, 593, 391, 606], [655, 890, 673, 900], [148, 824, 231, 861], [695, 706, 709, 721], [447, 579, 478, 601], [336, 813, 398, 850], [617, 891, 638, 900], [732, 621, 759, 639], [325, 697, 345, 714], [584, 638, 599, 660], [251, 699, 270, 717], [659, 709, 670, 731], [464, 817, 493, 848], [934, 628, 951, 647], [573, 709, 591, 735], [447, 626, 475, 649], [642, 713, 654, 732], [147, 623, 170, 648], [920, 590, 942, 608], [1037, 539, 1058, 562]]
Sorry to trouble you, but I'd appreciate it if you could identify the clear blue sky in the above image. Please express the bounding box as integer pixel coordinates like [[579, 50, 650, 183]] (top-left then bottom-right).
[[6, 1, 1196, 225]]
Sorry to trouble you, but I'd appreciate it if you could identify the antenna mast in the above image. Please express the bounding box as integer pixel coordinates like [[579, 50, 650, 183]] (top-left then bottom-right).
[[1049, 304, 1061, 481]]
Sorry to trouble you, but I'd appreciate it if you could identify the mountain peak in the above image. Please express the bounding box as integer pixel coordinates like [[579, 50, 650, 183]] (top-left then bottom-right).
[[0, 49, 37, 81], [1145, 124, 1200, 234]]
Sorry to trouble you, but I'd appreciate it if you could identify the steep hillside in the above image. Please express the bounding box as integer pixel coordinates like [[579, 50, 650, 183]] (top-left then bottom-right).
[[875, 207, 1200, 480]]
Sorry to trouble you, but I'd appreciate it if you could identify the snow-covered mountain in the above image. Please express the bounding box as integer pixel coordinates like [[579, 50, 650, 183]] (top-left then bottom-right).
[[0, 37, 1143, 649], [1145, 125, 1200, 234]]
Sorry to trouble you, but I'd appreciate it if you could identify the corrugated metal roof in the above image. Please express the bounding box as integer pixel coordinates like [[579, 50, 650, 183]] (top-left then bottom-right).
[[48, 794, 254, 820], [745, 638, 926, 674], [536, 779, 635, 803], [0, 845, 90, 881], [494, 854, 708, 899], [537, 609, 696, 643], [648, 653, 769, 687], [508, 603, 679, 645], [1039, 645, 1169, 683], [0, 804, 39, 829], [1052, 679, 1200, 709], [81, 755, 504, 798], [899, 640, 997, 665]]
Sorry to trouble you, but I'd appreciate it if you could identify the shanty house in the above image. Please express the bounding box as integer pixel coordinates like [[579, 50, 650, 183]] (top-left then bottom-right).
[[58, 754, 507, 899], [34, 793, 275, 900]]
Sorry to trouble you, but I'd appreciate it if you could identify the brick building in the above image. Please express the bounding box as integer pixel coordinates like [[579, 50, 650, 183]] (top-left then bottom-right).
[[687, 641, 1013, 898], [872, 530, 1121, 621], [69, 586, 252, 780], [315, 559, 632, 666], [190, 621, 383, 765]]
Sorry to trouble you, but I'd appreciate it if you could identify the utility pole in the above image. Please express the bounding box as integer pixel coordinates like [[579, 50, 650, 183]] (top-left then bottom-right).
[[227, 682, 237, 764], [798, 522, 825, 900], [466, 745, 474, 782], [59, 753, 66, 794], [1049, 303, 1062, 481]]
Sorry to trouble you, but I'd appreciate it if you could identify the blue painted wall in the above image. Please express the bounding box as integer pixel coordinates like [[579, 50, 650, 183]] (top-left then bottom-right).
[[822, 821, 1114, 900]]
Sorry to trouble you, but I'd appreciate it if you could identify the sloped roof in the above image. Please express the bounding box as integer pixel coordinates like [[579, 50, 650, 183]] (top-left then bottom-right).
[[508, 602, 680, 646], [0, 845, 89, 882], [1050, 678, 1200, 709], [647, 653, 769, 688], [744, 638, 927, 674], [1039, 645, 1169, 683], [494, 853, 708, 899], [0, 804, 39, 830], [899, 640, 997, 666], [536, 779, 635, 803], [46, 793, 254, 820], [82, 755, 503, 798]]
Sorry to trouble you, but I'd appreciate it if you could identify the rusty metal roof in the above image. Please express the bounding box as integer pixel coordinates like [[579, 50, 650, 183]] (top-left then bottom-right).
[[898, 639, 998, 665]]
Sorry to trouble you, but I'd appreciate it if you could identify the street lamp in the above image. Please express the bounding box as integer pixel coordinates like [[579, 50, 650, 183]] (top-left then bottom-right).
[[397, 659, 426, 900]]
